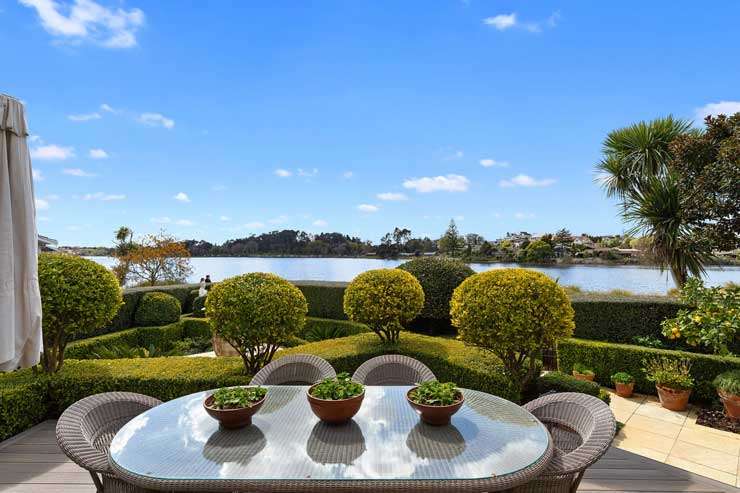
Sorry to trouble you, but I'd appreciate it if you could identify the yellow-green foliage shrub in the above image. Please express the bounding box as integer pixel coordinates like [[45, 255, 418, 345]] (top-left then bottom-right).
[[38, 253, 122, 373], [134, 292, 181, 326], [205, 273, 308, 372], [451, 268, 574, 391], [343, 269, 424, 342]]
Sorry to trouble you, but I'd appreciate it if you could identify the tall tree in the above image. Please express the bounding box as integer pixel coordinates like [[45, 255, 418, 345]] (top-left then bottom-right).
[[438, 219, 465, 257], [596, 116, 712, 287], [553, 228, 573, 245], [112, 226, 135, 285], [121, 231, 193, 286]]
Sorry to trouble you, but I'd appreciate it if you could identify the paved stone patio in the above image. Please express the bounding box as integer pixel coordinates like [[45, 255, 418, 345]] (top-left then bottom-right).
[[609, 389, 740, 487]]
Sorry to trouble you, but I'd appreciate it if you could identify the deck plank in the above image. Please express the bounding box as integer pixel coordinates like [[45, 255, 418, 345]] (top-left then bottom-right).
[[0, 420, 736, 492]]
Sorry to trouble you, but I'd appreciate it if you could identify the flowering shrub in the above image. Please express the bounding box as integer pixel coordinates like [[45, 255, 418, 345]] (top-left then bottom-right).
[[643, 357, 694, 391], [662, 279, 739, 355], [451, 268, 574, 392], [205, 273, 307, 373], [343, 269, 424, 343]]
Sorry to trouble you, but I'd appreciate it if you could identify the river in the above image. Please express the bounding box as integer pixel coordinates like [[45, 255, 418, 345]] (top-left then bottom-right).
[[88, 256, 740, 295]]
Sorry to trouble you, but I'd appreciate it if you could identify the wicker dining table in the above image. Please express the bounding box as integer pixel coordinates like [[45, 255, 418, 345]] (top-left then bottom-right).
[[108, 386, 553, 493]]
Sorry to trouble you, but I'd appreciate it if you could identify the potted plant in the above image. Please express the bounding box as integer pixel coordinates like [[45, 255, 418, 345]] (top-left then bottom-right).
[[611, 372, 635, 398], [713, 370, 740, 419], [204, 386, 268, 429], [307, 372, 365, 424], [572, 363, 595, 382], [407, 380, 464, 426], [643, 358, 693, 411]]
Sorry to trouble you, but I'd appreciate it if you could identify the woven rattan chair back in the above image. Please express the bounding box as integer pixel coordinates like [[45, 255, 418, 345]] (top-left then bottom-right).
[[249, 354, 336, 385], [352, 355, 436, 386], [56, 392, 161, 492], [515, 392, 616, 493]]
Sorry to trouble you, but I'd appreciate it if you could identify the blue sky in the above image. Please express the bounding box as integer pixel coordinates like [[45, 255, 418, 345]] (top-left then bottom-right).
[[3, 1, 739, 246]]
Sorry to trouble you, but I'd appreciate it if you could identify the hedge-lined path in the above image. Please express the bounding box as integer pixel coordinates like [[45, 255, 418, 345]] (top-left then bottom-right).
[[1, 420, 738, 493], [608, 389, 740, 487]]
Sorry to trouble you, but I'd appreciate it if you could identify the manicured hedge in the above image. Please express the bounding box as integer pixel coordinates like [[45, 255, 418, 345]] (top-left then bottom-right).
[[559, 338, 740, 402], [134, 292, 181, 326], [279, 332, 519, 401], [569, 295, 684, 344], [293, 281, 348, 319], [0, 374, 50, 442], [536, 371, 610, 404]]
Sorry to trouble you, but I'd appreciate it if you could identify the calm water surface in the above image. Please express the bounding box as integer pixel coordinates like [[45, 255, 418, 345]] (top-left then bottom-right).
[[89, 256, 740, 295]]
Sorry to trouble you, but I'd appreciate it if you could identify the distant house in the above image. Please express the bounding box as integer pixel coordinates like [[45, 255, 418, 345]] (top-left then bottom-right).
[[573, 235, 595, 248], [38, 235, 57, 252]]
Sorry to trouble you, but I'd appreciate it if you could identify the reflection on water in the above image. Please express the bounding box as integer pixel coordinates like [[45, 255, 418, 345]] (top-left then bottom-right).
[[307, 420, 366, 465], [89, 256, 740, 294]]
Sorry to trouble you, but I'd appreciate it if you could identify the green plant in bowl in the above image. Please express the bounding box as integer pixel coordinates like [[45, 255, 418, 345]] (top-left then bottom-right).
[[309, 372, 364, 400], [210, 386, 267, 410], [643, 358, 693, 411], [611, 371, 635, 397], [611, 372, 634, 384], [408, 381, 462, 406], [573, 363, 595, 376], [713, 370, 740, 419]]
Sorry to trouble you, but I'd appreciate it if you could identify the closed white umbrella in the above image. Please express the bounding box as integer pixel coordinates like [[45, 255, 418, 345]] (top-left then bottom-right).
[[0, 94, 42, 371]]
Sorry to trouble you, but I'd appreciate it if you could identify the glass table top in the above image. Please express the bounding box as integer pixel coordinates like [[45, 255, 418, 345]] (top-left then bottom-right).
[[109, 386, 550, 482]]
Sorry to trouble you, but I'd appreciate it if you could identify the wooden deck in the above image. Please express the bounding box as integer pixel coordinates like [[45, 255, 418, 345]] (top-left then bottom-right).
[[0, 420, 737, 493]]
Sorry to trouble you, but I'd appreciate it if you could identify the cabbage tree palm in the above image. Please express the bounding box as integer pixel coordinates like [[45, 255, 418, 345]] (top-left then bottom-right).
[[596, 116, 712, 287]]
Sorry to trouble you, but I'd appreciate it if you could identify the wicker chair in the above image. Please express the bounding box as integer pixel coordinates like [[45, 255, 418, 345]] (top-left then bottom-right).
[[56, 392, 162, 493], [516, 392, 616, 493], [250, 354, 336, 385], [352, 355, 436, 385]]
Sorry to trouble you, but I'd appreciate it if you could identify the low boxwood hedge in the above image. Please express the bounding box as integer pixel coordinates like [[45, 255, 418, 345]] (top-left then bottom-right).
[[0, 374, 51, 442], [293, 281, 348, 319], [134, 292, 182, 327], [559, 338, 740, 402], [536, 371, 609, 404]]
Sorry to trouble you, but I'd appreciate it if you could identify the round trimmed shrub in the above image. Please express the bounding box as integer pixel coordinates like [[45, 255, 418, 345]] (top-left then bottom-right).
[[343, 269, 424, 343], [38, 253, 122, 372], [205, 273, 308, 372], [397, 257, 474, 320], [451, 268, 574, 392], [191, 295, 207, 318], [134, 292, 181, 326]]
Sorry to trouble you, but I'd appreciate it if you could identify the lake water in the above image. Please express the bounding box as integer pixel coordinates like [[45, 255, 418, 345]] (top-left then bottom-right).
[[88, 256, 740, 295]]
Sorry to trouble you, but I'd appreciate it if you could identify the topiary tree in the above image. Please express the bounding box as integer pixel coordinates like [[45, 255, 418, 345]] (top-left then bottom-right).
[[398, 257, 474, 321], [451, 268, 574, 393], [343, 269, 424, 342], [134, 292, 181, 326], [205, 273, 308, 373], [38, 253, 122, 373]]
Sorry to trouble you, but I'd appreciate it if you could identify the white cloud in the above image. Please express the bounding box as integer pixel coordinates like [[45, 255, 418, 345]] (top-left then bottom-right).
[[19, 0, 145, 48], [151, 216, 171, 224], [483, 11, 559, 33], [100, 103, 115, 113], [82, 192, 125, 201], [89, 148, 108, 159], [483, 13, 517, 30], [514, 212, 535, 219], [30, 144, 74, 160], [297, 167, 318, 177], [68, 112, 101, 121], [403, 174, 470, 193], [695, 101, 740, 120], [35, 198, 49, 210], [342, 171, 354, 179], [268, 215, 289, 225], [175, 219, 194, 226], [480, 158, 509, 168], [63, 167, 96, 177], [377, 192, 408, 201], [32, 169, 44, 181], [312, 219, 328, 227], [499, 174, 556, 188], [173, 192, 190, 203], [138, 112, 174, 129], [357, 204, 379, 213], [219, 215, 231, 222], [274, 168, 292, 178], [244, 221, 265, 229]]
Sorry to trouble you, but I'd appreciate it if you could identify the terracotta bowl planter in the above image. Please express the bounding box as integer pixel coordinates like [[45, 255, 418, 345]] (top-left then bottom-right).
[[406, 388, 464, 426], [656, 385, 691, 411], [615, 382, 635, 398], [307, 386, 365, 424], [203, 393, 266, 429], [718, 390, 740, 419], [572, 371, 595, 382]]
